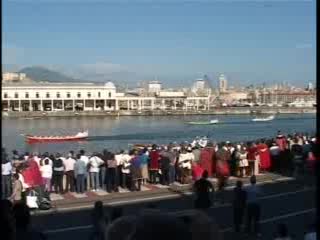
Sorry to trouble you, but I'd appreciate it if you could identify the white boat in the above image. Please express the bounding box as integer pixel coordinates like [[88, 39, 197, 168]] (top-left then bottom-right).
[[252, 115, 275, 122], [187, 119, 219, 125]]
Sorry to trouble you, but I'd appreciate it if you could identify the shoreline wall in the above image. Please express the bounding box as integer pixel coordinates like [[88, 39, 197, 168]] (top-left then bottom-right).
[[2, 107, 316, 118]]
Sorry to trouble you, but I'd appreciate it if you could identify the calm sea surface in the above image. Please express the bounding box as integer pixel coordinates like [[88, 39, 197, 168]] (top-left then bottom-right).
[[2, 114, 316, 154]]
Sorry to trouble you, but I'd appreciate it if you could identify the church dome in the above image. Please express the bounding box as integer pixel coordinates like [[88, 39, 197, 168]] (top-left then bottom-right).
[[104, 81, 115, 88]]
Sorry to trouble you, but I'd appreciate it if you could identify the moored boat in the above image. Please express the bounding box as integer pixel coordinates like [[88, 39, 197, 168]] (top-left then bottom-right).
[[187, 119, 219, 125], [26, 130, 89, 142], [251, 115, 275, 122]]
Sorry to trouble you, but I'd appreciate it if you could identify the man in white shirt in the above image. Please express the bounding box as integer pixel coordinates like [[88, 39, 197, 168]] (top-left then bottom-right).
[[121, 150, 131, 189], [2, 155, 12, 199], [178, 147, 194, 184], [64, 152, 76, 192], [79, 150, 90, 191], [89, 153, 104, 191], [115, 150, 125, 188]]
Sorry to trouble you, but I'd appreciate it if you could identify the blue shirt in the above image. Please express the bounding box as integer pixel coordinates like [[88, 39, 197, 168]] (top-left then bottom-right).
[[245, 184, 261, 204], [139, 154, 149, 165], [74, 160, 87, 176]]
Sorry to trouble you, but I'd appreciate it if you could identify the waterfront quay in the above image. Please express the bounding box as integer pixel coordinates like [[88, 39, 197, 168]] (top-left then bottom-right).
[[2, 79, 316, 119], [2, 106, 316, 118]]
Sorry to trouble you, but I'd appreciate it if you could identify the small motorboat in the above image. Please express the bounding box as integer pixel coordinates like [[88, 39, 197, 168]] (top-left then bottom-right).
[[251, 115, 275, 122], [187, 119, 219, 125], [25, 130, 89, 142]]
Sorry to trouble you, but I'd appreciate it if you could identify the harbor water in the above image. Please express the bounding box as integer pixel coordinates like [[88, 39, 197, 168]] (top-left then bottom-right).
[[2, 113, 316, 154]]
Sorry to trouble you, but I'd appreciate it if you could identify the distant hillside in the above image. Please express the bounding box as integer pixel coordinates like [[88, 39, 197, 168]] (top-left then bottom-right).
[[18, 66, 79, 83]]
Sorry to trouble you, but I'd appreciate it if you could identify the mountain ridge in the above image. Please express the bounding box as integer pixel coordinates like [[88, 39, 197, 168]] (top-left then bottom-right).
[[18, 66, 80, 82]]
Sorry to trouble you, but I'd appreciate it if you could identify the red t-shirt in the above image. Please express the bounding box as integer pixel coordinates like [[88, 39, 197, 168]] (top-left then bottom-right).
[[149, 150, 160, 170]]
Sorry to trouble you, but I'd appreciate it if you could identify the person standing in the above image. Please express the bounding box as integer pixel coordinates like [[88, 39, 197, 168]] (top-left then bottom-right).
[[247, 142, 259, 176], [89, 153, 104, 192], [290, 138, 304, 178], [139, 148, 150, 185], [199, 143, 215, 178], [215, 143, 231, 200], [63, 152, 76, 193], [269, 142, 280, 172], [121, 150, 131, 189], [159, 147, 171, 186], [79, 150, 90, 191], [52, 155, 64, 194], [39, 158, 53, 193], [2, 154, 12, 199], [178, 147, 193, 184], [257, 141, 271, 172], [115, 150, 125, 189], [130, 150, 142, 191], [233, 180, 247, 232], [149, 145, 160, 184], [91, 201, 107, 240], [245, 175, 262, 237], [74, 155, 87, 194], [9, 173, 23, 205], [193, 170, 214, 210], [238, 145, 249, 177], [107, 152, 118, 193]]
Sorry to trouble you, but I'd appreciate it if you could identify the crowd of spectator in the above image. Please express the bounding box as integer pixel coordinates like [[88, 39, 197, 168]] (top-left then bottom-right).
[[1, 131, 317, 203]]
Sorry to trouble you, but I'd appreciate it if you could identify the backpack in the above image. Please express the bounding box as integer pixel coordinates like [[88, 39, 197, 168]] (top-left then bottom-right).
[[39, 198, 51, 211]]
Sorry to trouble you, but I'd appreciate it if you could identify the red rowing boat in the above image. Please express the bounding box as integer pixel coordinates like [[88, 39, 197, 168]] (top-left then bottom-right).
[[26, 131, 89, 143]]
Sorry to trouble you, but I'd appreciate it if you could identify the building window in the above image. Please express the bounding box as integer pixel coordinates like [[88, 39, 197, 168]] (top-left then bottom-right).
[[98, 92, 101, 98], [67, 92, 71, 98], [57, 92, 60, 98], [14, 93, 19, 98], [4, 93, 8, 98], [46, 93, 50, 98], [108, 92, 111, 98], [25, 93, 29, 98], [87, 92, 91, 98], [77, 92, 81, 98], [36, 93, 40, 98]]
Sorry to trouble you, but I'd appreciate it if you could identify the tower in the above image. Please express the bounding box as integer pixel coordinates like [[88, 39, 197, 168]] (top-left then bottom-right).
[[219, 74, 227, 93]]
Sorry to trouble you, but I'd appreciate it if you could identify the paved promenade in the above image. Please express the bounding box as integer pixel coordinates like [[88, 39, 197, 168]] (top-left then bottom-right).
[[30, 173, 316, 240]]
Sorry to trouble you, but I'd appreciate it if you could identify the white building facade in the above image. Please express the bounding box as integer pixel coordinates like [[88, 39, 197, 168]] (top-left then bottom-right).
[[2, 81, 211, 112]]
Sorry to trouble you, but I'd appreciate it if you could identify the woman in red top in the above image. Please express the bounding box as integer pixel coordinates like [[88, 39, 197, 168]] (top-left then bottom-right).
[[192, 162, 204, 181], [199, 144, 215, 177], [149, 145, 160, 184], [257, 141, 271, 172]]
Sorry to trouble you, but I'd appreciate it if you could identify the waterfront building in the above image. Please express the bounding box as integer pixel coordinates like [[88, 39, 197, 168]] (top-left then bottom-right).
[[148, 81, 162, 95], [218, 74, 227, 93], [2, 81, 211, 112], [219, 91, 249, 104], [2, 72, 28, 82], [257, 90, 316, 106]]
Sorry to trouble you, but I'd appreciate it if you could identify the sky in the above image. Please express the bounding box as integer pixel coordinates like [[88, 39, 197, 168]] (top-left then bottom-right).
[[2, 0, 316, 88]]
